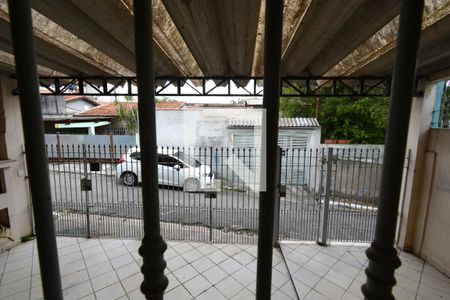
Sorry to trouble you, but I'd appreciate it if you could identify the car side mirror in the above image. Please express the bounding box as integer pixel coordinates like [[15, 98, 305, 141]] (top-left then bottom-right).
[[174, 164, 181, 171]]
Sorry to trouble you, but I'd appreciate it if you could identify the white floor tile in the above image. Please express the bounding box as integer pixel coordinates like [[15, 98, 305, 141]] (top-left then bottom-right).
[[91, 271, 119, 291], [313, 278, 346, 299], [208, 249, 229, 264], [115, 261, 140, 281], [323, 269, 353, 289], [172, 264, 198, 283], [272, 289, 294, 300], [215, 276, 245, 299], [165, 285, 192, 300], [63, 280, 93, 300], [183, 274, 212, 297], [95, 282, 126, 300], [232, 266, 256, 286], [231, 288, 255, 300], [196, 286, 227, 300], [1, 238, 448, 300], [218, 257, 242, 275], [292, 267, 321, 288], [87, 260, 114, 278], [304, 289, 329, 300], [0, 277, 31, 298], [191, 256, 215, 273], [121, 272, 142, 293], [293, 278, 312, 299], [203, 265, 228, 285], [62, 269, 90, 290]]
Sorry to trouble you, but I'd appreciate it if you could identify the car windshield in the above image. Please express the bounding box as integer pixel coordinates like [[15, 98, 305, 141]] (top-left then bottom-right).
[[174, 151, 202, 168]]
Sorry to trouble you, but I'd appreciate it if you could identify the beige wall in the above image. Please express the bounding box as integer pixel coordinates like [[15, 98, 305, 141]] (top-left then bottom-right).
[[397, 80, 450, 276], [411, 129, 450, 276], [397, 82, 436, 248], [0, 75, 32, 251]]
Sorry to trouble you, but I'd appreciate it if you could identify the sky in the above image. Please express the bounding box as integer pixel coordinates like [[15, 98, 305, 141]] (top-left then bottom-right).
[[90, 79, 263, 104]]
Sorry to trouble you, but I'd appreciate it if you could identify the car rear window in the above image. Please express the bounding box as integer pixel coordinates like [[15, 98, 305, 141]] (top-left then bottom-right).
[[130, 152, 141, 160]]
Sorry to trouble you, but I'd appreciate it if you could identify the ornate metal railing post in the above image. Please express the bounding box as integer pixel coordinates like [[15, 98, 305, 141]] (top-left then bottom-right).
[[7, 0, 63, 298], [133, 0, 168, 299], [362, 0, 424, 299]]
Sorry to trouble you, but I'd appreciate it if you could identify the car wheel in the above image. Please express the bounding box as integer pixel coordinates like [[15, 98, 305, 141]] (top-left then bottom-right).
[[183, 178, 200, 192], [122, 172, 137, 186]]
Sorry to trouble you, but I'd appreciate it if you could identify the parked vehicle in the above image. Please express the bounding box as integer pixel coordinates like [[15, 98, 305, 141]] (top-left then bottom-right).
[[116, 147, 214, 191]]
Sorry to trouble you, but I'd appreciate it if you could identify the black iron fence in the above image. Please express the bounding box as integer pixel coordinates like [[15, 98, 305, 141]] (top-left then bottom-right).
[[46, 144, 409, 244]]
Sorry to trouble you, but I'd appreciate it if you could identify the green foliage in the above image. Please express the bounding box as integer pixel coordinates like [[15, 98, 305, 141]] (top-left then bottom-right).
[[21, 234, 35, 243], [155, 96, 170, 103], [280, 93, 389, 144], [115, 100, 139, 134]]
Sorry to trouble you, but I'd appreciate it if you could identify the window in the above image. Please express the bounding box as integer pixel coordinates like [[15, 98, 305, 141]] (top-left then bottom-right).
[[130, 152, 141, 160], [158, 154, 182, 168], [174, 152, 201, 167]]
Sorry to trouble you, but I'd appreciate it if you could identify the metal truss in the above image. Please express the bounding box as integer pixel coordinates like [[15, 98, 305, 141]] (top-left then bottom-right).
[[20, 76, 390, 97]]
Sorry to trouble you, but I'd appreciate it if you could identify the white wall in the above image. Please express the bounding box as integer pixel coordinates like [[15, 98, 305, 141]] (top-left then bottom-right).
[[155, 110, 321, 148], [0, 75, 32, 251], [156, 110, 229, 147], [399, 81, 438, 250], [411, 129, 450, 276], [66, 99, 97, 114]]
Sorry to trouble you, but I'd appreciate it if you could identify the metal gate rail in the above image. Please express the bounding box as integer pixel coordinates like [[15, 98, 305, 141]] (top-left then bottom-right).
[[47, 144, 407, 244]]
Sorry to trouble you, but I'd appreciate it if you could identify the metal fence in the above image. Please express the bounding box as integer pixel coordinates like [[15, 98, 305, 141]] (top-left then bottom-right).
[[47, 144, 409, 244], [278, 148, 387, 243]]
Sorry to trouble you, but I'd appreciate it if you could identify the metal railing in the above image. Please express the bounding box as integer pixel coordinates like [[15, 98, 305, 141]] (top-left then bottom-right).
[[47, 144, 408, 244]]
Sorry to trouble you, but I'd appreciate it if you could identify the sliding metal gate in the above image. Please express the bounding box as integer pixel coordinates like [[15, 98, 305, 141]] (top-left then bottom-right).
[[48, 144, 260, 243], [47, 144, 408, 244]]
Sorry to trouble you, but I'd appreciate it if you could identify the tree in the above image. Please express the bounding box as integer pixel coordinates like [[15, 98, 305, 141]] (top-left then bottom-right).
[[115, 100, 139, 134], [280, 93, 389, 144]]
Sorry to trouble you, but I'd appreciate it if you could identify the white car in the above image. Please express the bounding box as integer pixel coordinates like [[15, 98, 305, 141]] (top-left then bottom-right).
[[116, 147, 214, 191]]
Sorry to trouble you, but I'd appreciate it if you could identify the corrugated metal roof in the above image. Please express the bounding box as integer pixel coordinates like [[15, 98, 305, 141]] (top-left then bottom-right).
[[228, 117, 319, 128], [192, 108, 319, 127]]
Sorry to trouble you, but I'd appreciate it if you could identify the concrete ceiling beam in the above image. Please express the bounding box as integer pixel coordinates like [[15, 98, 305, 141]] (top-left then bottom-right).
[[151, 0, 202, 77], [0, 37, 78, 75], [281, 0, 364, 76], [306, 0, 401, 76], [335, 0, 450, 79], [354, 13, 450, 77], [0, 1, 131, 76], [67, 0, 184, 76], [252, 0, 311, 76], [31, 0, 136, 73], [0, 18, 109, 76], [216, 0, 261, 76], [161, 0, 228, 76], [0, 50, 63, 76]]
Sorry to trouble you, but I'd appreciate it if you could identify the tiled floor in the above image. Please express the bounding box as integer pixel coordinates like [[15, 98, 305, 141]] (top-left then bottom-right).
[[1, 238, 449, 299], [280, 242, 450, 300], [0, 238, 297, 299]]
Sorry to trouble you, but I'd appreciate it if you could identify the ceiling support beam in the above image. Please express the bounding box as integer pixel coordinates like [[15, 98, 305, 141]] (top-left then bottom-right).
[[32, 75, 391, 97], [133, 0, 168, 299], [7, 0, 63, 299], [256, 0, 283, 298], [281, 0, 364, 76], [362, 0, 424, 299]]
